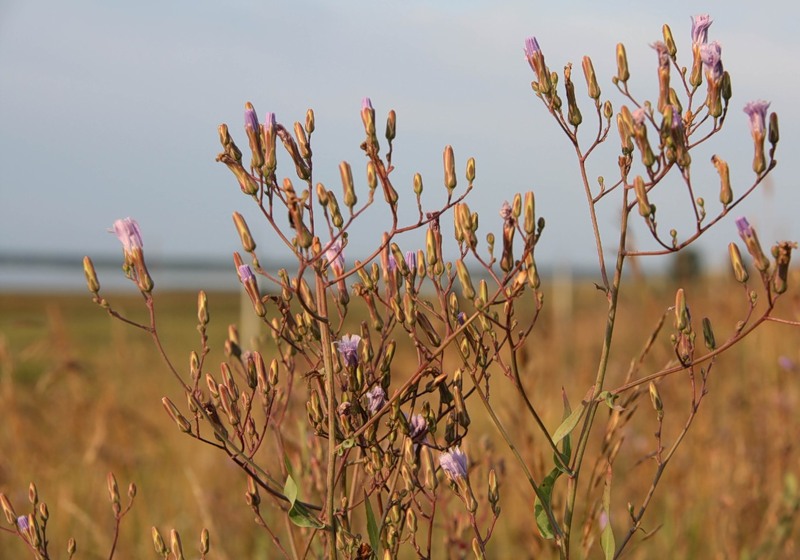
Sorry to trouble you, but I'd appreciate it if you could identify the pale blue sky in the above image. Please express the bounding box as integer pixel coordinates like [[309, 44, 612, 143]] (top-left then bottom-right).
[[1, 1, 798, 284]]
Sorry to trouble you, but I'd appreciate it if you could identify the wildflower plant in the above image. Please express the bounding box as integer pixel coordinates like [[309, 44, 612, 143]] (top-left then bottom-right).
[[6, 12, 795, 560]]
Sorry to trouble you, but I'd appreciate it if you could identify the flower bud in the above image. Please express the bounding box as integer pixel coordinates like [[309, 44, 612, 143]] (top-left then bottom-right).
[[339, 161, 357, 210], [152, 527, 167, 555], [769, 112, 779, 147], [728, 243, 749, 283], [466, 157, 476, 183], [711, 155, 732, 207], [674, 288, 689, 332], [443, 145, 457, 194], [200, 528, 210, 555], [648, 381, 664, 420], [83, 256, 100, 294], [197, 291, 209, 327], [582, 56, 601, 100], [633, 175, 652, 217], [385, 109, 396, 142], [615, 43, 629, 83], [772, 241, 796, 295], [523, 191, 536, 235], [413, 172, 423, 195], [305, 108, 315, 134], [293, 121, 310, 159], [232, 212, 256, 252], [564, 63, 582, 127], [736, 217, 770, 272], [162, 397, 192, 433], [702, 317, 716, 350], [662, 24, 676, 58], [366, 161, 378, 191], [170, 529, 184, 560]]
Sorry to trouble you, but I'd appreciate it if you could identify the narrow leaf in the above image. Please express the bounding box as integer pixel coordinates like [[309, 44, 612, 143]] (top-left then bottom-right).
[[551, 402, 586, 445], [601, 465, 615, 559], [533, 468, 561, 539], [364, 494, 381, 557], [284, 474, 325, 529]]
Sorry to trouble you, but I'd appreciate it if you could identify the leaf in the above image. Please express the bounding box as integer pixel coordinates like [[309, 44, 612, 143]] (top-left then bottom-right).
[[533, 468, 562, 539], [598, 391, 625, 412], [551, 402, 585, 445], [364, 494, 381, 557], [284, 474, 325, 529]]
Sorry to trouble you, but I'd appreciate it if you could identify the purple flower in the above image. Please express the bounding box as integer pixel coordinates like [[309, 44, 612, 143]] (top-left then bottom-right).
[[237, 264, 255, 283], [17, 515, 29, 532], [336, 334, 361, 368], [778, 356, 798, 372], [110, 218, 143, 253], [439, 447, 468, 480], [670, 105, 683, 130], [651, 41, 669, 68], [499, 201, 512, 221], [691, 14, 713, 45], [456, 312, 466, 326], [743, 100, 770, 137], [523, 36, 541, 57], [244, 102, 259, 132], [366, 385, 387, 414], [404, 251, 417, 272], [386, 254, 397, 273], [632, 107, 647, 126], [263, 112, 276, 133], [700, 41, 723, 81], [408, 414, 427, 442], [735, 217, 753, 238], [362, 97, 373, 111], [325, 241, 345, 273]]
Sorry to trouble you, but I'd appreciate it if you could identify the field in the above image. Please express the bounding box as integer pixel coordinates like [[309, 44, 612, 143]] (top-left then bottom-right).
[[1, 275, 798, 558]]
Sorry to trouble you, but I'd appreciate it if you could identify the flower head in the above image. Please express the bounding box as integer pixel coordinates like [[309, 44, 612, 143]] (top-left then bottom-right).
[[404, 251, 417, 272], [691, 14, 713, 44], [778, 356, 798, 373], [336, 334, 361, 368], [651, 41, 669, 68], [735, 217, 753, 238], [111, 218, 143, 253], [439, 447, 468, 480], [325, 241, 345, 273], [743, 100, 770, 137], [408, 414, 427, 442], [244, 102, 259, 132], [386, 254, 397, 273], [362, 97, 373, 111], [632, 107, 647, 126], [366, 385, 387, 414], [264, 112, 276, 132], [523, 36, 541, 58], [499, 201, 513, 222], [17, 515, 29, 532], [238, 264, 255, 283], [700, 41, 723, 81]]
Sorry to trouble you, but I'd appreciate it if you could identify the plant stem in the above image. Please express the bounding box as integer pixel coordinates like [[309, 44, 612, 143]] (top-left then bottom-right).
[[315, 270, 338, 560]]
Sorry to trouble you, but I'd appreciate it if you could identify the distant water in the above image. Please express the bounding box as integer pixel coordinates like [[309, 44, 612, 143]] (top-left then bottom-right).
[[0, 254, 244, 292]]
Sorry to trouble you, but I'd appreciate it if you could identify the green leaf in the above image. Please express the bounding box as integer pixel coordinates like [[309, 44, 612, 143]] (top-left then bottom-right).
[[601, 521, 615, 560], [551, 402, 585, 445], [284, 474, 325, 529], [364, 494, 381, 557], [533, 468, 561, 539]]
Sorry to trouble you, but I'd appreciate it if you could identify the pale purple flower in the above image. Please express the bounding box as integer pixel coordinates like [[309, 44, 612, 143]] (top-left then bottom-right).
[[336, 334, 361, 368], [110, 218, 143, 253], [17, 515, 29, 532], [778, 356, 798, 372], [362, 97, 373, 111], [700, 41, 723, 81], [735, 217, 753, 239], [244, 103, 259, 132], [263, 112, 276, 133], [386, 254, 397, 273], [651, 41, 669, 68], [366, 385, 387, 414], [598, 511, 609, 531], [691, 14, 713, 45], [743, 100, 770, 137], [670, 105, 683, 130], [456, 312, 466, 326], [238, 264, 255, 283], [439, 446, 468, 480], [632, 107, 647, 126], [325, 241, 345, 273], [404, 251, 417, 272], [409, 414, 427, 442], [499, 201, 512, 221], [523, 36, 541, 57]]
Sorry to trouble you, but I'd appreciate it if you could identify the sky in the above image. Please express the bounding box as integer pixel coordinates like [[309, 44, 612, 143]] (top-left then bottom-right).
[[1, 0, 799, 289]]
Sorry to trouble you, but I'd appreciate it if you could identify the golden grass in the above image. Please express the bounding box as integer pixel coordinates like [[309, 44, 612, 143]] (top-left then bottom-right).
[[0, 278, 798, 558]]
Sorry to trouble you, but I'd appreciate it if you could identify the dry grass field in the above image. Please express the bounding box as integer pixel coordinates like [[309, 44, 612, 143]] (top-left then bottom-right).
[[1, 274, 798, 558]]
